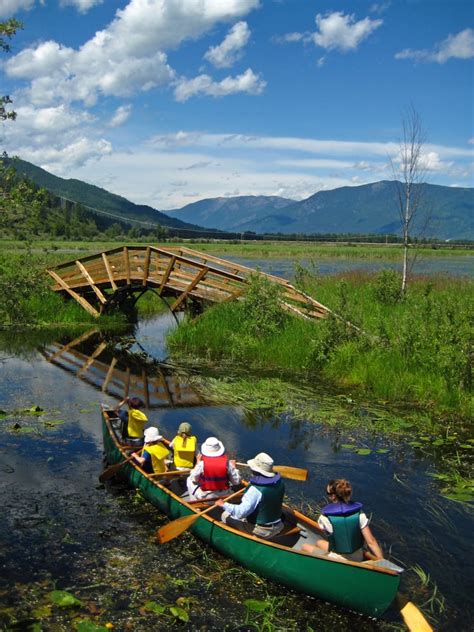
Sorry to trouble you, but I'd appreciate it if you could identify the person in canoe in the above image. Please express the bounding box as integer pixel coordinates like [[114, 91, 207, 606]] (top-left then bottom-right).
[[186, 436, 240, 501], [169, 422, 197, 471], [301, 478, 383, 562], [131, 427, 170, 474], [114, 396, 148, 445], [216, 452, 285, 539]]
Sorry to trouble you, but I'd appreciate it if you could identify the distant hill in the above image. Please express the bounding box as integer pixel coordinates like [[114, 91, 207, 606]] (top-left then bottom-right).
[[166, 181, 474, 240], [7, 157, 204, 233], [165, 195, 294, 231]]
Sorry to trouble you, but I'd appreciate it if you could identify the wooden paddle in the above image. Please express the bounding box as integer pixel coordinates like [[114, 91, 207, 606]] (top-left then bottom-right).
[[99, 452, 139, 483], [236, 462, 308, 482], [156, 487, 245, 544], [396, 593, 433, 632]]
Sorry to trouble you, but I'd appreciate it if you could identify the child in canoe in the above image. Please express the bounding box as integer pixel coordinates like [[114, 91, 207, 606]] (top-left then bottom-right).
[[114, 396, 148, 445], [168, 422, 197, 470], [132, 427, 170, 474], [301, 478, 383, 562]]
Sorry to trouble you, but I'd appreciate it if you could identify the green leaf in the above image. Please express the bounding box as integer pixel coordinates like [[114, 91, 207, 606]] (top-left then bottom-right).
[[356, 448, 372, 456], [169, 606, 189, 622], [43, 420, 65, 427], [376, 448, 389, 454], [244, 599, 269, 612], [409, 441, 423, 448], [459, 444, 473, 449], [143, 601, 166, 615], [48, 590, 83, 608], [75, 621, 110, 632], [340, 443, 355, 449], [431, 438, 445, 446]]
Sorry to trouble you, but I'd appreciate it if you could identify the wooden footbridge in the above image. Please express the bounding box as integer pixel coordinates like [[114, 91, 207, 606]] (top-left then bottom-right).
[[40, 328, 202, 409], [47, 245, 330, 319]]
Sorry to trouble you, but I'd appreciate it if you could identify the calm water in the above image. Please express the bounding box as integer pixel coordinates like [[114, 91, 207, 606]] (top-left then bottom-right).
[[227, 254, 474, 279], [0, 314, 473, 630]]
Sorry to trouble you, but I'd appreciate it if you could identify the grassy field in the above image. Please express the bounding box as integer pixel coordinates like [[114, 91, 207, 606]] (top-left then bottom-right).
[[1, 238, 472, 261]]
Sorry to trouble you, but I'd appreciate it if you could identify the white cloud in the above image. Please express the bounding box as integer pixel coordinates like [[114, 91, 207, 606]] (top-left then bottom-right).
[[469, 138, 474, 145], [204, 21, 250, 68], [5, 0, 260, 106], [0, 0, 35, 19], [59, 0, 103, 13], [174, 68, 266, 101], [108, 105, 132, 128], [370, 2, 391, 15], [395, 28, 474, 63], [313, 11, 382, 52]]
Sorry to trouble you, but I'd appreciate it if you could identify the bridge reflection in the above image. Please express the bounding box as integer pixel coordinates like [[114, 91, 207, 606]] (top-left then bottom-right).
[[40, 328, 202, 409]]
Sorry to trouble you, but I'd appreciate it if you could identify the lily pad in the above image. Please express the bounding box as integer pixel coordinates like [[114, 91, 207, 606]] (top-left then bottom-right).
[[459, 444, 473, 449], [75, 621, 110, 632], [376, 448, 389, 454], [48, 590, 83, 608], [244, 599, 270, 612], [143, 601, 166, 615], [355, 448, 372, 456], [43, 420, 66, 427], [170, 606, 189, 622], [340, 443, 355, 450], [431, 438, 446, 446]]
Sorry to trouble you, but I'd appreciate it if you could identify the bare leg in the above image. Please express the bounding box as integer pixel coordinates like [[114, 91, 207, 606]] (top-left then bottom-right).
[[302, 539, 330, 555]]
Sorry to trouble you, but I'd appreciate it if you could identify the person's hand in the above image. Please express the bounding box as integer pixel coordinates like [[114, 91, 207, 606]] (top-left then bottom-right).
[[215, 499, 225, 507], [229, 459, 236, 468], [131, 452, 137, 458], [196, 453, 202, 463]]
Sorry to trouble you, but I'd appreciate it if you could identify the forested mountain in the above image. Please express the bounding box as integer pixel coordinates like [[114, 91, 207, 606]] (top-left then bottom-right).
[[166, 181, 474, 240], [6, 157, 202, 232]]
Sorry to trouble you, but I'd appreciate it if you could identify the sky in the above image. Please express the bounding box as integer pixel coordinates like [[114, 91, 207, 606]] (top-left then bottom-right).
[[0, 0, 473, 211]]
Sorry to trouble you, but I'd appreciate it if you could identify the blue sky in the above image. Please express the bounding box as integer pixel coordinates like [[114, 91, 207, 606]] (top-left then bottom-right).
[[1, 0, 473, 210]]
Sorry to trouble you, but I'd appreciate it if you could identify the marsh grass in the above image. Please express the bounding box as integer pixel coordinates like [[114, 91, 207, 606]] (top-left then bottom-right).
[[168, 270, 473, 419]]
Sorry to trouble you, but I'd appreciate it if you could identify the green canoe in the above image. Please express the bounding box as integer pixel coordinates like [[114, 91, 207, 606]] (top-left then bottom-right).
[[101, 408, 400, 617]]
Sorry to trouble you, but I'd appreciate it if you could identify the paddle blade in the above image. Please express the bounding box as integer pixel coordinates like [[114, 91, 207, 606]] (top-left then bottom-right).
[[156, 512, 199, 544], [273, 465, 308, 481], [99, 455, 133, 483], [397, 593, 433, 632]]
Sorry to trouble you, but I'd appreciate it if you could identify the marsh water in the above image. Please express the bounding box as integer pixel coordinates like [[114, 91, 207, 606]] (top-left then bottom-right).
[[1, 309, 473, 629]]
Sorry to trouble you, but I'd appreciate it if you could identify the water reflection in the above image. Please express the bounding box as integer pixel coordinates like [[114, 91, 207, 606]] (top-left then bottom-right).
[[0, 317, 473, 630]]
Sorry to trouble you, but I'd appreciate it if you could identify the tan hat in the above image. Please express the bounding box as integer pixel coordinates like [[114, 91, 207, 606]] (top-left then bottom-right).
[[247, 452, 275, 477], [144, 427, 162, 443], [178, 422, 192, 435], [201, 436, 225, 457]]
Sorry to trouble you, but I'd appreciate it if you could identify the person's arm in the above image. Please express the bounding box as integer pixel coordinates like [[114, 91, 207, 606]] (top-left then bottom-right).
[[116, 396, 129, 411], [132, 449, 148, 467], [361, 524, 383, 559], [188, 461, 203, 484], [216, 486, 261, 520], [227, 459, 241, 485]]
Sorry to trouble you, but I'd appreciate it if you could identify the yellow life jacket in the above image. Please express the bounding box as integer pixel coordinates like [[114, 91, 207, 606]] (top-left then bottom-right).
[[172, 435, 197, 469], [145, 443, 170, 474], [127, 409, 148, 437]]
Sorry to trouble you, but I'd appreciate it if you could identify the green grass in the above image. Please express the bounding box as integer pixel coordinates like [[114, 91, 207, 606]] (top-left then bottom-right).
[[167, 271, 474, 420]]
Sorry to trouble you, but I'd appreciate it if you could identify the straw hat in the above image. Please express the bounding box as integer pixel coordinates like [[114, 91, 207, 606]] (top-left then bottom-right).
[[247, 452, 275, 477], [144, 427, 162, 443], [201, 436, 225, 457]]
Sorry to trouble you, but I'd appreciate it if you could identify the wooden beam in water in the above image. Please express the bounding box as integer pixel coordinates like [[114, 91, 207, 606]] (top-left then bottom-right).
[[102, 357, 118, 392], [47, 269, 100, 317]]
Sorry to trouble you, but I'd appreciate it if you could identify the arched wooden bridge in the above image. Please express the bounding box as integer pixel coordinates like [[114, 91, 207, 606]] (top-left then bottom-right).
[[47, 245, 330, 320]]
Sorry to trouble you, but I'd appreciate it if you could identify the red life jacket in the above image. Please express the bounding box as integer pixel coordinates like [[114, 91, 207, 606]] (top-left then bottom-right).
[[199, 454, 229, 491]]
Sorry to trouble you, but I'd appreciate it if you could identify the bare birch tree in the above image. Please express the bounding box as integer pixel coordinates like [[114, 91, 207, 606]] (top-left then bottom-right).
[[390, 105, 428, 296]]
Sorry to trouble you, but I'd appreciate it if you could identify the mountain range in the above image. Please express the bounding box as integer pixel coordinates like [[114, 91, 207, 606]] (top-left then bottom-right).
[[165, 181, 474, 240], [7, 158, 474, 240]]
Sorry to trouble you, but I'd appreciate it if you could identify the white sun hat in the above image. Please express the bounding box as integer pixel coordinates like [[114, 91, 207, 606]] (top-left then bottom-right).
[[247, 452, 275, 477], [201, 436, 225, 457], [144, 427, 162, 443]]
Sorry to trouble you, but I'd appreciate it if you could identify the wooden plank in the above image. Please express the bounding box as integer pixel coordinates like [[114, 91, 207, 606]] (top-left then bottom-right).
[[101, 253, 118, 290], [158, 255, 176, 295], [49, 328, 99, 360], [143, 246, 151, 286], [77, 341, 107, 376], [102, 357, 118, 392], [123, 247, 131, 285], [75, 260, 107, 305], [170, 267, 209, 312], [47, 269, 100, 317]]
